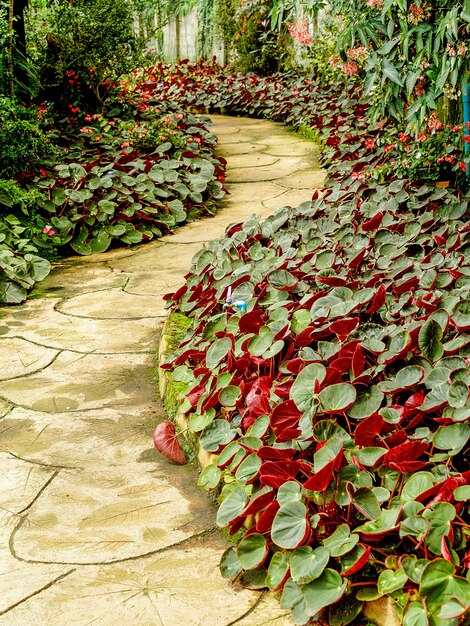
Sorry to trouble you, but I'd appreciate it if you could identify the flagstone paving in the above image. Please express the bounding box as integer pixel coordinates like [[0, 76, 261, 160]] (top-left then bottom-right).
[[0, 115, 323, 625]]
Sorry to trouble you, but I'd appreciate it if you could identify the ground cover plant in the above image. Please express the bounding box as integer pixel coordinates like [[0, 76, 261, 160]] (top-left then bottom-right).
[[0, 79, 227, 303], [153, 61, 470, 625]]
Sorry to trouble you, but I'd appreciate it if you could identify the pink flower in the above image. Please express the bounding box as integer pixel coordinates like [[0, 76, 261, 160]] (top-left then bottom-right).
[[366, 0, 383, 7], [347, 46, 368, 61], [342, 60, 359, 76], [80, 127, 93, 134], [287, 20, 313, 46], [43, 226, 55, 237]]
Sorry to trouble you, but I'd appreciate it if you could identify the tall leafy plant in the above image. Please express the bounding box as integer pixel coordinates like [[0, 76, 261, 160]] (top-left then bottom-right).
[[331, 0, 470, 128]]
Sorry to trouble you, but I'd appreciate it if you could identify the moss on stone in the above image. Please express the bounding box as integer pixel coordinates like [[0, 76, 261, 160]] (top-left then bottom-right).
[[164, 312, 192, 356]]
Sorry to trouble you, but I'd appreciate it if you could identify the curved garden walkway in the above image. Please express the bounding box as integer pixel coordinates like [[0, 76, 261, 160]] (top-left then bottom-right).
[[0, 115, 323, 625]]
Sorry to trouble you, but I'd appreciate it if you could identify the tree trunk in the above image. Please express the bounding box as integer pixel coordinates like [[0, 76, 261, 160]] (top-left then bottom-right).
[[175, 14, 181, 61], [7, 0, 29, 99]]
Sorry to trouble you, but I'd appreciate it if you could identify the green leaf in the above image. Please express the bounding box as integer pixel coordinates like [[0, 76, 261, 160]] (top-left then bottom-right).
[[277, 481, 302, 506], [220, 547, 242, 578], [235, 453, 261, 483], [377, 568, 408, 594], [403, 601, 429, 626], [318, 383, 357, 413], [237, 533, 268, 570], [454, 485, 470, 501], [302, 569, 347, 618], [402, 556, 429, 584], [266, 551, 289, 590], [382, 59, 404, 86], [200, 419, 235, 452], [219, 385, 241, 407], [323, 524, 359, 557], [271, 501, 308, 549], [352, 487, 381, 520], [280, 578, 309, 625], [329, 595, 363, 626], [197, 464, 221, 490], [419, 558, 455, 596], [355, 447, 387, 466], [216, 486, 247, 526], [206, 337, 231, 370], [289, 363, 326, 412], [419, 319, 444, 362], [433, 422, 470, 455], [447, 380, 468, 408], [401, 472, 435, 501], [422, 502, 456, 555], [290, 546, 330, 585], [188, 409, 215, 432], [347, 385, 384, 419], [314, 436, 342, 472], [248, 326, 274, 356]]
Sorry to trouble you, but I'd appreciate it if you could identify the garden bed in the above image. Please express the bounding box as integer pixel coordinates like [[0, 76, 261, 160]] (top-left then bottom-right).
[[153, 62, 470, 626]]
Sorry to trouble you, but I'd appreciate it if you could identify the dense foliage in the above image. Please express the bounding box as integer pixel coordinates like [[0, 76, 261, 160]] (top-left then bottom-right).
[[137, 61, 469, 186], [0, 71, 226, 303], [154, 61, 470, 625]]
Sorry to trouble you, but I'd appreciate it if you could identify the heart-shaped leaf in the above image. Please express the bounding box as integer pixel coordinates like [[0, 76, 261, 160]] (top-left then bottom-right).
[[302, 568, 347, 617], [153, 421, 187, 465], [290, 546, 330, 585], [271, 501, 308, 549], [319, 383, 357, 413]]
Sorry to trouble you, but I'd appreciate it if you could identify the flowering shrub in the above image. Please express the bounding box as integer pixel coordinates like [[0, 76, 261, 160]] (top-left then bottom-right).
[[139, 61, 469, 188], [287, 21, 313, 46], [331, 0, 470, 127]]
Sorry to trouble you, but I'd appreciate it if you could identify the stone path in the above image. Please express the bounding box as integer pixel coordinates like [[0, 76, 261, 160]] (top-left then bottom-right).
[[0, 115, 323, 625]]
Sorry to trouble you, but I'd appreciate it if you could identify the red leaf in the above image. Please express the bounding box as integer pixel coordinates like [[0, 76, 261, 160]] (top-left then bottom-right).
[[245, 376, 272, 416], [259, 460, 302, 488], [153, 421, 187, 465], [382, 440, 428, 471], [352, 344, 365, 378], [342, 545, 371, 576], [441, 536, 454, 563], [239, 309, 265, 334], [242, 489, 276, 517], [354, 414, 385, 447], [256, 501, 280, 533], [317, 275, 347, 286], [388, 460, 428, 472], [303, 460, 335, 492], [270, 400, 302, 442], [286, 358, 312, 374], [323, 366, 343, 386], [257, 446, 295, 460], [404, 390, 425, 413], [329, 356, 353, 374], [329, 317, 359, 341], [170, 285, 187, 301], [394, 276, 419, 296], [366, 284, 386, 314], [349, 248, 367, 269], [362, 211, 384, 232]]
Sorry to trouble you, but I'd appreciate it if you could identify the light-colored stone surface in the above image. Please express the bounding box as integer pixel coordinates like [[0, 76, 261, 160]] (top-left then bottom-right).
[[0, 115, 323, 624], [0, 338, 59, 381]]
